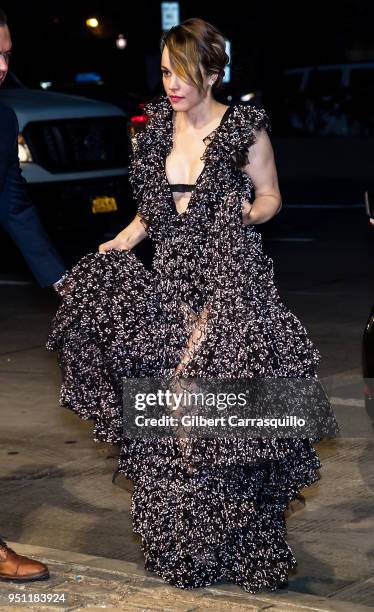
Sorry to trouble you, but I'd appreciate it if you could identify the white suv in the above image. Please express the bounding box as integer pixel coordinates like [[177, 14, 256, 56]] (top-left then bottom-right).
[[0, 72, 133, 256]]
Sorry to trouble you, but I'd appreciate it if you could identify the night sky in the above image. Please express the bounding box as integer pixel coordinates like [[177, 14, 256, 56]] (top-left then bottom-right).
[[2, 0, 374, 95]]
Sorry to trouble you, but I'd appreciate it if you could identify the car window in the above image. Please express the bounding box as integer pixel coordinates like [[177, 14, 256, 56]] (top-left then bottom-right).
[[282, 72, 303, 95], [350, 68, 374, 91], [306, 69, 342, 96]]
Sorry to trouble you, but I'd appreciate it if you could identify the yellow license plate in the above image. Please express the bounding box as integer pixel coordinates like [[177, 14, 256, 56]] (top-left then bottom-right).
[[91, 196, 118, 214]]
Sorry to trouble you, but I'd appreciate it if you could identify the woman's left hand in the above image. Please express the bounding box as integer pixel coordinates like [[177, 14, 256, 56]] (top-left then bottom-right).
[[241, 199, 253, 226]]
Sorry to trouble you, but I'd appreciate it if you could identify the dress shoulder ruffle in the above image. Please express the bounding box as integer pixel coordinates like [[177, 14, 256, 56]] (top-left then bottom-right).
[[205, 102, 272, 169]]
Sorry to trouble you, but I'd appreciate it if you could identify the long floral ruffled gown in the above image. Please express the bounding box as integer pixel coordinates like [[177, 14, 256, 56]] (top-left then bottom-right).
[[46, 95, 339, 593]]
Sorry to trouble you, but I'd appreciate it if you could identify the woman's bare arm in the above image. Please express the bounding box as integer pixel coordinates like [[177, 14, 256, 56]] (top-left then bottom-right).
[[241, 128, 282, 225], [98, 213, 149, 253]]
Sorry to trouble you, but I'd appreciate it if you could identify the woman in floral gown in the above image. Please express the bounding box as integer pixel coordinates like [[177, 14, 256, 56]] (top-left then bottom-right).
[[46, 17, 338, 593]]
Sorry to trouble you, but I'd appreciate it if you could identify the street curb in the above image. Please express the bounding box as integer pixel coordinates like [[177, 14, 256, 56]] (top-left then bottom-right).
[[0, 541, 372, 611]]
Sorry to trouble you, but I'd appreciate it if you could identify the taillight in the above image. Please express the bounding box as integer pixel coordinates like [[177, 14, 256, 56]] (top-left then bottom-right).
[[128, 103, 149, 138], [130, 114, 148, 125]]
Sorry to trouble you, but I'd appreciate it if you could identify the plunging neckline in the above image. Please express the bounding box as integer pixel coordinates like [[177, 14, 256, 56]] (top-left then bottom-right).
[[164, 105, 233, 218]]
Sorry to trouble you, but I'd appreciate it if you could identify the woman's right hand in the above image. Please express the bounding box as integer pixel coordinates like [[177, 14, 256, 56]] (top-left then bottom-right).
[[98, 235, 130, 254], [98, 215, 148, 253]]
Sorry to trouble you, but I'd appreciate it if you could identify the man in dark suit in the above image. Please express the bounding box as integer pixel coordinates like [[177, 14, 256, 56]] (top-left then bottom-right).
[[0, 8, 66, 582], [0, 12, 66, 290]]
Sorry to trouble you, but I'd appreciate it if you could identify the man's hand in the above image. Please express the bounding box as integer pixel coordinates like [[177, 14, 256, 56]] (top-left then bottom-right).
[[53, 275, 66, 296], [53, 282, 67, 297], [53, 274, 75, 297]]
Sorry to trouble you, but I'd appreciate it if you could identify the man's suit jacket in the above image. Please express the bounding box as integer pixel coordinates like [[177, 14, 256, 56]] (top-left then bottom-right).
[[0, 103, 65, 287]]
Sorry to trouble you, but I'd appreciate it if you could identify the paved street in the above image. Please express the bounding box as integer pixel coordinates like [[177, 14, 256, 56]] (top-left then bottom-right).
[[0, 206, 373, 610]]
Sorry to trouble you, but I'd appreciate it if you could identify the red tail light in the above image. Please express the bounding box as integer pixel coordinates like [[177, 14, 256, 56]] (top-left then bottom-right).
[[128, 103, 150, 138], [130, 114, 148, 125], [130, 103, 149, 126]]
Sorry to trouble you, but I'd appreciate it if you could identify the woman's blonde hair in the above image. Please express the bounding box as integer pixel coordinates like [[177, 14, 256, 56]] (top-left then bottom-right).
[[160, 17, 229, 95]]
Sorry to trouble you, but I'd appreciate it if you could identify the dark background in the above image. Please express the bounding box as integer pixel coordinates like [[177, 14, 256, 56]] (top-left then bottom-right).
[[2, 0, 374, 97], [1, 0, 374, 275]]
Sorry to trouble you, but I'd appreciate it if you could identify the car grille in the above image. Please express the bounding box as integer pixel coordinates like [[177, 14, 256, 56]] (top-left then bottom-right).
[[23, 116, 129, 173]]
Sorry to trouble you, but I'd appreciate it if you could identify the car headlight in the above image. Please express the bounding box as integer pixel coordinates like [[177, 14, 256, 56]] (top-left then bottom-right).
[[17, 134, 33, 163], [240, 92, 256, 102]]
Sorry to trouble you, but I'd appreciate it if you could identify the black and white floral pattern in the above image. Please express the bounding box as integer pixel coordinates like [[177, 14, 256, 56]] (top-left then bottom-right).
[[46, 94, 339, 593]]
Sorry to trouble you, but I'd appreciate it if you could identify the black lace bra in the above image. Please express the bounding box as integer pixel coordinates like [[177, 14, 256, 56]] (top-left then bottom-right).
[[169, 184, 196, 193]]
